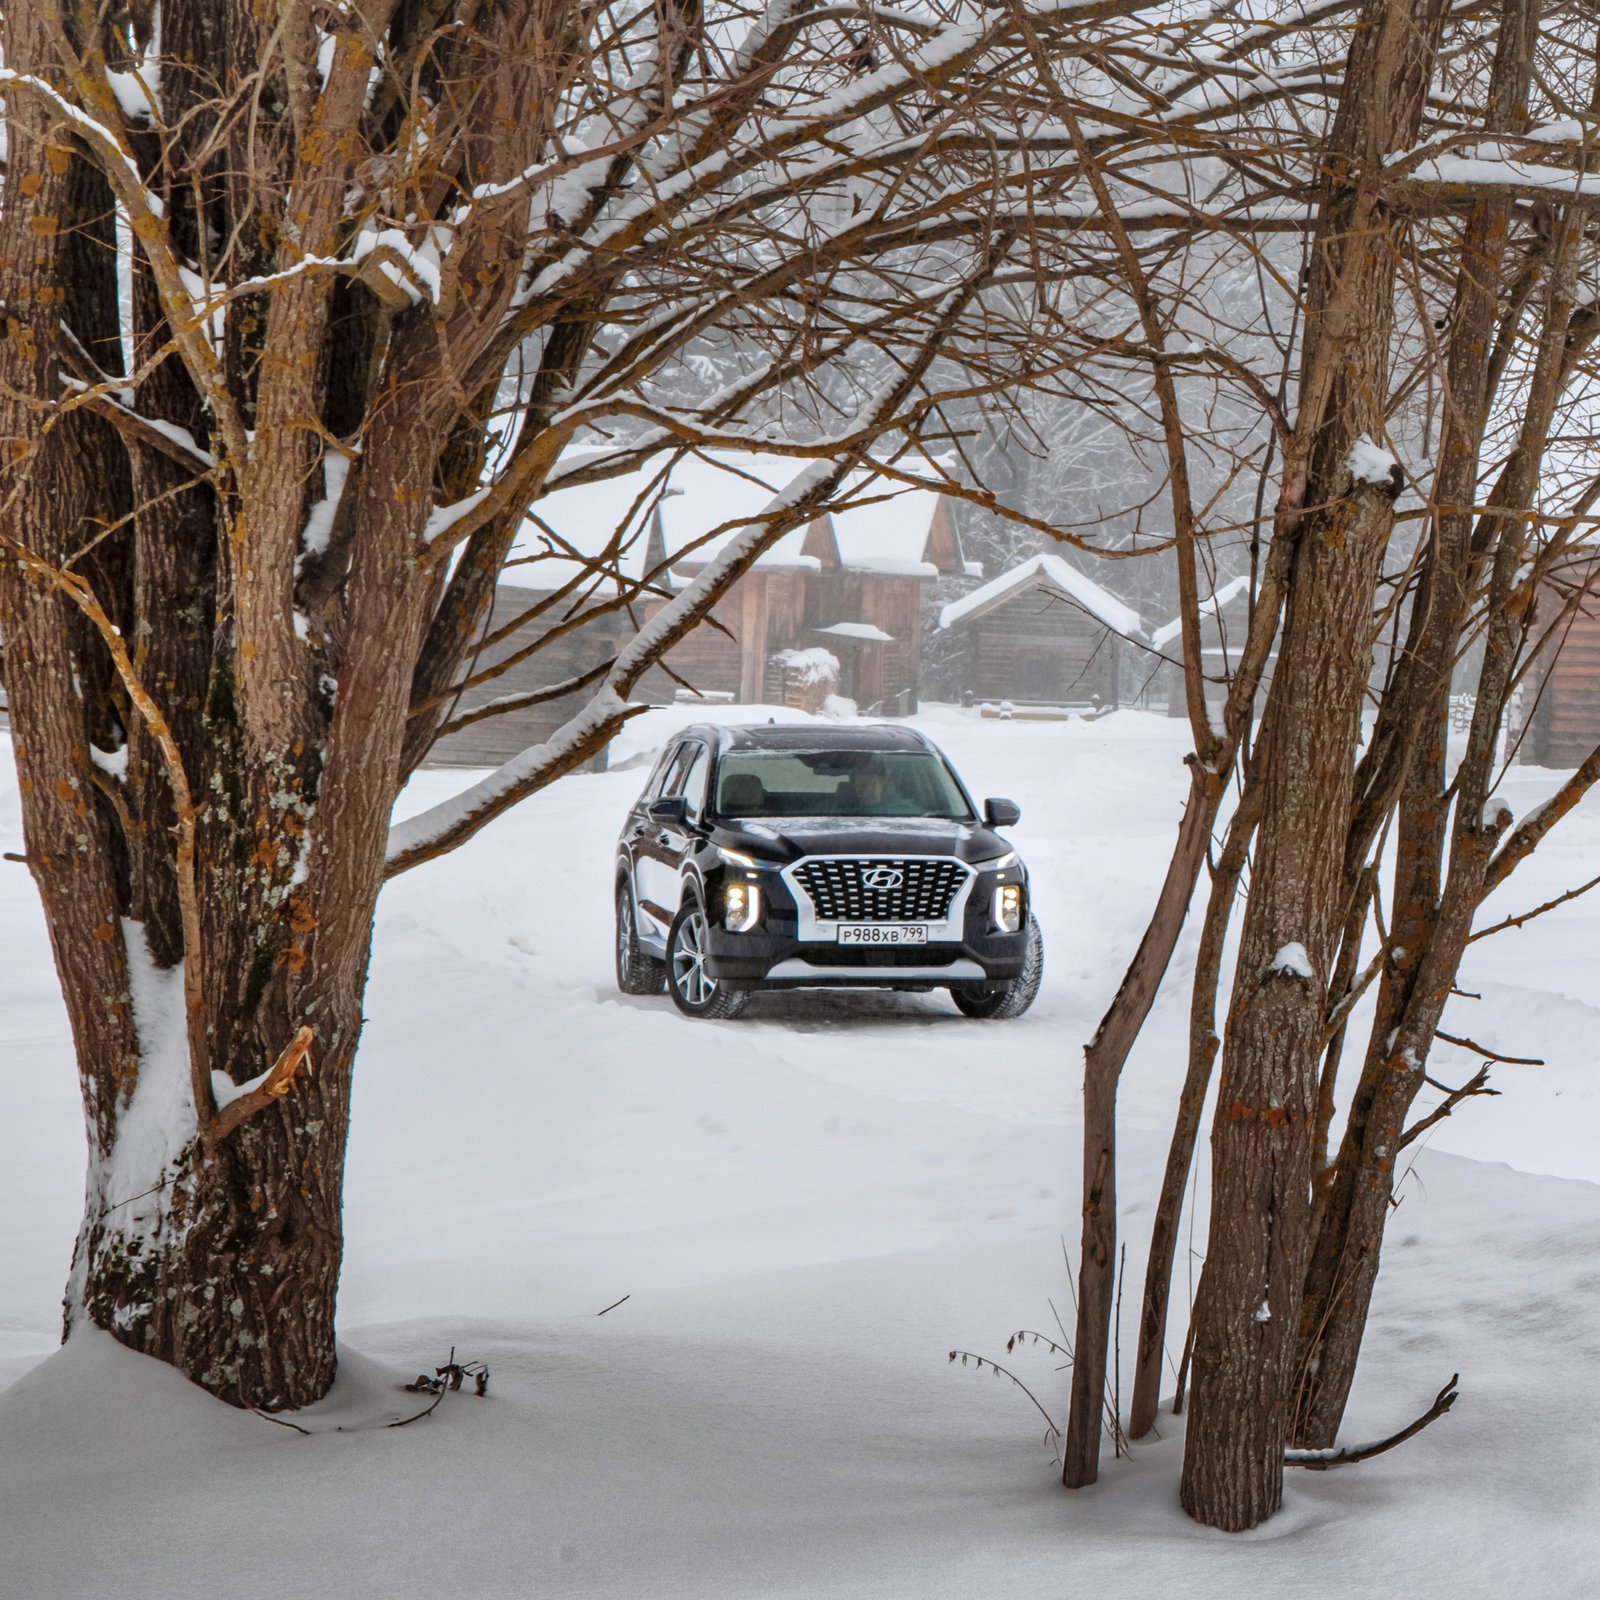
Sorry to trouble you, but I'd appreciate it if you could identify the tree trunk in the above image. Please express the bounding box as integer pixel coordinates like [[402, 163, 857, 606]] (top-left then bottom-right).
[[1178, 475, 1401, 1530], [1178, 0, 1446, 1528], [1063, 765, 1220, 1486], [0, 4, 407, 1406], [75, 1018, 353, 1408], [1294, 193, 1579, 1446], [1127, 784, 1261, 1439]]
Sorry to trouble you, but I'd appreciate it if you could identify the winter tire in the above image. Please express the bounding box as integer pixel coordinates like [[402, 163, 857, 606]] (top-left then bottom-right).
[[666, 900, 750, 1020], [950, 915, 1043, 1019], [616, 879, 666, 995]]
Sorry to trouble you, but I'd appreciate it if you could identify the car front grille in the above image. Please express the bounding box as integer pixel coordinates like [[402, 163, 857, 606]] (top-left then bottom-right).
[[792, 857, 968, 922]]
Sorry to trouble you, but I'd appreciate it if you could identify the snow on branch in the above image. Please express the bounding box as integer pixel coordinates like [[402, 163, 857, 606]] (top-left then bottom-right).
[[0, 71, 251, 462], [0, 70, 163, 216], [1481, 743, 1600, 898], [387, 455, 847, 874], [60, 378, 217, 475], [350, 222, 450, 307], [384, 689, 641, 873], [1346, 437, 1400, 487], [1401, 154, 1600, 201], [1268, 942, 1314, 980]]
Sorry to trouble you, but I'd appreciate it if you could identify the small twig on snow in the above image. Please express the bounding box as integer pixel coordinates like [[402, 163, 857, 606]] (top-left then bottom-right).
[[1285, 1373, 1459, 1470], [393, 1345, 491, 1426], [250, 1406, 312, 1436], [948, 1349, 1061, 1445]]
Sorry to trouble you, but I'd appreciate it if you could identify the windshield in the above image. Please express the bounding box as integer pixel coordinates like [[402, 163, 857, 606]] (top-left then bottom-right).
[[713, 749, 973, 820]]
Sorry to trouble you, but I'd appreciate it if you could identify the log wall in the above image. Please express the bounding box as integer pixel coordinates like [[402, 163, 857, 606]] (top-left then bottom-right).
[[1526, 569, 1600, 767]]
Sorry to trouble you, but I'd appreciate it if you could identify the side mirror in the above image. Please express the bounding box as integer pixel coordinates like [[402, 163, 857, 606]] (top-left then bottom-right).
[[984, 797, 1021, 828], [649, 795, 689, 825]]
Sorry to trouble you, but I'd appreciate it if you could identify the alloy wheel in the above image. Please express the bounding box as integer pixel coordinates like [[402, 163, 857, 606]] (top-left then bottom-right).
[[671, 907, 717, 1008]]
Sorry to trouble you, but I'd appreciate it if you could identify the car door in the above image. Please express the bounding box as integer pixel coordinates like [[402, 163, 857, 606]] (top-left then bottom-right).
[[633, 740, 707, 934]]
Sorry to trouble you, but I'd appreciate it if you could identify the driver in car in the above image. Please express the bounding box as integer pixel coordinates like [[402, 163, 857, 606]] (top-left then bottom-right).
[[841, 767, 904, 815]]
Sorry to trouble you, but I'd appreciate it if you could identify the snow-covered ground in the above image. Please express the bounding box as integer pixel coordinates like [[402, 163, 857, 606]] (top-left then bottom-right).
[[2, 708, 1598, 1598]]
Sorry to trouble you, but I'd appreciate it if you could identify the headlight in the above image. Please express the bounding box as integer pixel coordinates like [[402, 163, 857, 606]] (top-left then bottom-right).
[[723, 880, 760, 932], [993, 882, 1024, 934], [717, 845, 759, 869]]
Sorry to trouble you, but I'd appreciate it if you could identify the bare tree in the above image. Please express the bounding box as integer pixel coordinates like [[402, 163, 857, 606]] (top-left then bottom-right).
[[1056, 0, 1600, 1529], [0, 0, 1306, 1409], [961, 0, 1600, 1524]]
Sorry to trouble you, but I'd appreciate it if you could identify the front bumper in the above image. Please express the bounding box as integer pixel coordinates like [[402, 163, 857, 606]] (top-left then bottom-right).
[[703, 864, 1029, 991]]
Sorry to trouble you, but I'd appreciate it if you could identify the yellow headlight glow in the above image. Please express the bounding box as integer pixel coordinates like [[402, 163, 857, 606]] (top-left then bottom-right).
[[994, 882, 1024, 934], [724, 880, 760, 932]]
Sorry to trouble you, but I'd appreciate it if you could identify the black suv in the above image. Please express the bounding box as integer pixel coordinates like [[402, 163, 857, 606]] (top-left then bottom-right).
[[614, 723, 1042, 1020]]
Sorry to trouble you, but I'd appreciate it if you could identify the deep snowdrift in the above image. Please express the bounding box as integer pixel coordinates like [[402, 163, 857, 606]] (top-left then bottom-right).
[[2, 709, 1597, 1597]]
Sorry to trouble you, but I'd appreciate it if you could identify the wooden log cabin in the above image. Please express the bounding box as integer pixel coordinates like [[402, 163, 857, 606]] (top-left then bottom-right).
[[935, 552, 1145, 712], [427, 450, 974, 766], [664, 473, 977, 716], [1523, 550, 1600, 767]]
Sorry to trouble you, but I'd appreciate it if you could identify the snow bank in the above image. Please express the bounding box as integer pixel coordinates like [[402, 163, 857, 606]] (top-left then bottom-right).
[[5, 716, 1600, 1595], [1482, 796, 1514, 832]]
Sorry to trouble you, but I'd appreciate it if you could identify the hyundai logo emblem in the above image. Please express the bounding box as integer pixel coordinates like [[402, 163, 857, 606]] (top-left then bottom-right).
[[861, 867, 904, 891]]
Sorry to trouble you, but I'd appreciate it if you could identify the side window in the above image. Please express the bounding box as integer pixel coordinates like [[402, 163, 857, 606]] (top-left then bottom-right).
[[643, 744, 677, 800], [656, 743, 694, 799], [682, 744, 711, 821]]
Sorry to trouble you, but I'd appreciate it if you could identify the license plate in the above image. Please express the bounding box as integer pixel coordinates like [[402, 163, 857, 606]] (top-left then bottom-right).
[[837, 924, 928, 946]]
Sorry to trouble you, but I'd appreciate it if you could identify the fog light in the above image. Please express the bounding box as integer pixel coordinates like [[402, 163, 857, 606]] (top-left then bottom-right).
[[994, 882, 1023, 934], [724, 880, 760, 932]]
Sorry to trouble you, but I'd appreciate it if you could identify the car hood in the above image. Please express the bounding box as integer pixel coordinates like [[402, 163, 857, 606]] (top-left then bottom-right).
[[713, 816, 1018, 866]]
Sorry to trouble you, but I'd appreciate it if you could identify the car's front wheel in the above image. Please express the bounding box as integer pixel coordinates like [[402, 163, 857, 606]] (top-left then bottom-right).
[[950, 915, 1043, 1019], [616, 879, 666, 995], [666, 900, 750, 1020]]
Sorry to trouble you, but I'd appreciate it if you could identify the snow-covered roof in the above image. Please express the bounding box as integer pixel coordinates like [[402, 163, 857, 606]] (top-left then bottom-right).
[[504, 450, 961, 591], [1150, 574, 1252, 652], [937, 553, 1143, 639], [502, 450, 664, 590], [814, 621, 895, 642], [828, 477, 944, 576], [503, 450, 820, 591], [658, 453, 826, 572]]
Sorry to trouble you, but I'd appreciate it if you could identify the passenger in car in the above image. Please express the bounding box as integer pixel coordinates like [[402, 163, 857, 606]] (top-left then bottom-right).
[[720, 773, 767, 814]]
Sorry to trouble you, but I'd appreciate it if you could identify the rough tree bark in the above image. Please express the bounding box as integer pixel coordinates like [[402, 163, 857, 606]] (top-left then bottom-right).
[[1293, 207, 1586, 1449], [1126, 782, 1262, 1439], [1179, 0, 1448, 1530]]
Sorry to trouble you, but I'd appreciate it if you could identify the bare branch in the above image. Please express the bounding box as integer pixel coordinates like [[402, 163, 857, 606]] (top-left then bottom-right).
[[1285, 1374, 1460, 1469]]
